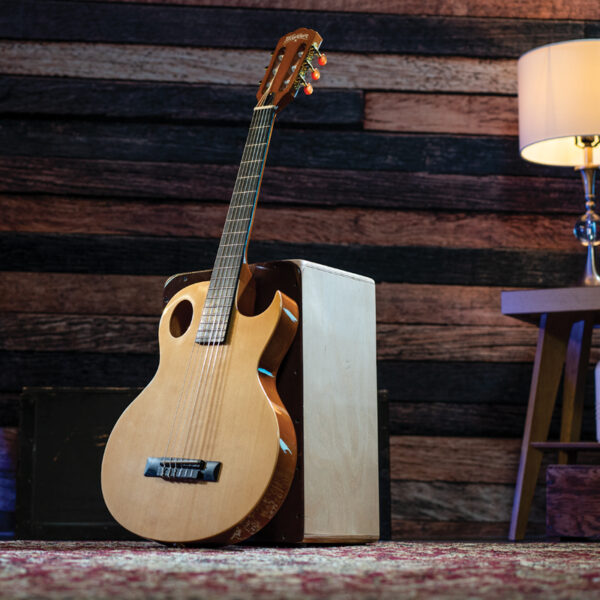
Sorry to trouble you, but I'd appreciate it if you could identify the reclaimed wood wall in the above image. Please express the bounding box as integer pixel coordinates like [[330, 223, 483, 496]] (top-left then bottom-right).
[[2, 0, 600, 539]]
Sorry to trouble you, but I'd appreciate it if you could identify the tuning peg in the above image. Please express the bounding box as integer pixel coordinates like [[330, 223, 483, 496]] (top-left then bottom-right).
[[312, 44, 327, 66], [303, 83, 314, 95]]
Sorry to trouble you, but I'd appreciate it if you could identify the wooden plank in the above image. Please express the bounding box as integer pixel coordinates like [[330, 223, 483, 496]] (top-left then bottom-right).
[[391, 520, 544, 540], [376, 284, 516, 326], [95, 0, 600, 21], [0, 196, 582, 252], [391, 480, 546, 523], [0, 42, 519, 93], [0, 232, 588, 286], [0, 272, 166, 316], [0, 352, 158, 392], [0, 3, 583, 57], [0, 77, 362, 125], [546, 465, 600, 538], [377, 323, 543, 362], [0, 353, 588, 409], [0, 158, 582, 213], [0, 275, 524, 327], [365, 93, 518, 135], [0, 120, 544, 176], [389, 436, 579, 484], [0, 314, 552, 360], [0, 314, 160, 354], [389, 401, 597, 439]]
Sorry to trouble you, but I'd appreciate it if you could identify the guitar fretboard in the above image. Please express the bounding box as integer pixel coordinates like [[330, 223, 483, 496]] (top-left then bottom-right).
[[195, 104, 277, 344]]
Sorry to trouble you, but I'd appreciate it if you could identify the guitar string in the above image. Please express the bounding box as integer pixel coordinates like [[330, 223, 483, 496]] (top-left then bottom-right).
[[196, 105, 275, 459], [178, 104, 274, 463], [160, 106, 268, 465], [180, 105, 272, 462], [181, 104, 273, 461]]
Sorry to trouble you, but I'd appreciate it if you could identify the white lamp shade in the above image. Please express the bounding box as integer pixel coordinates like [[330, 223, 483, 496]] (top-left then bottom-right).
[[518, 39, 600, 166]]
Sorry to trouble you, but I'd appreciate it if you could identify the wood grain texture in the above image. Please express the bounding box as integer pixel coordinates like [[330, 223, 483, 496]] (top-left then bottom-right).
[[0, 120, 544, 176], [0, 77, 362, 125], [1, 196, 582, 252], [0, 158, 582, 212], [0, 275, 522, 326], [92, 0, 600, 20], [0, 42, 519, 93], [391, 520, 545, 540], [3, 314, 563, 362], [365, 93, 518, 135], [392, 480, 546, 523], [0, 232, 589, 287], [388, 436, 594, 484], [101, 281, 298, 543], [389, 402, 597, 439], [546, 465, 600, 538], [0, 3, 584, 57]]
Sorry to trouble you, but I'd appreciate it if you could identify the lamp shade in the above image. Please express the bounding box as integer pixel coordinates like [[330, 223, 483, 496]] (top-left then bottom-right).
[[518, 39, 600, 166]]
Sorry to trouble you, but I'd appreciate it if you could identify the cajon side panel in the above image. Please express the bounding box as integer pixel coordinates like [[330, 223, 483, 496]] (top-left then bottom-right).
[[296, 261, 379, 540]]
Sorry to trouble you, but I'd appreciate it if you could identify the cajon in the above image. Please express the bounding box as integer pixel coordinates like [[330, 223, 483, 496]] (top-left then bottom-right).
[[164, 259, 379, 543]]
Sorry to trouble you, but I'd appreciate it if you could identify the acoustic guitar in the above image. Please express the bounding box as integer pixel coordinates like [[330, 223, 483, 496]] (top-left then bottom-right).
[[101, 28, 325, 544]]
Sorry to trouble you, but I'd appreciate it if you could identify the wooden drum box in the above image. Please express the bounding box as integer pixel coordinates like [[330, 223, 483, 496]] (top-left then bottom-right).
[[164, 259, 380, 543]]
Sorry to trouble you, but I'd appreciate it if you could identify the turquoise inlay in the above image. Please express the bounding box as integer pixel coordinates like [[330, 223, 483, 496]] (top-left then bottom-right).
[[283, 308, 298, 323], [258, 367, 274, 377], [279, 439, 292, 455]]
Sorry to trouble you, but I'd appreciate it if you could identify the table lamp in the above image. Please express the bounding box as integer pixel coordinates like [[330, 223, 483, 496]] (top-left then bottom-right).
[[518, 39, 600, 286]]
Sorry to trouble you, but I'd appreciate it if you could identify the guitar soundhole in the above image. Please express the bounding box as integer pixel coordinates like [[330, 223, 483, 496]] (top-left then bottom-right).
[[169, 299, 193, 337]]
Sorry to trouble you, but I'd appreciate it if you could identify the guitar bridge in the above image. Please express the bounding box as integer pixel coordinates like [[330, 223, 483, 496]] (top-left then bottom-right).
[[144, 457, 221, 482]]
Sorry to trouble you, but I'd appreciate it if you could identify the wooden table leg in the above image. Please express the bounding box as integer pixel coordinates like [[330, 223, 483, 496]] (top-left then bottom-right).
[[558, 317, 594, 465], [509, 313, 572, 541]]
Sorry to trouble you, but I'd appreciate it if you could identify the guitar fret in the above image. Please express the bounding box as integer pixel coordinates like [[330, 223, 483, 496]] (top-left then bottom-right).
[[195, 104, 275, 345]]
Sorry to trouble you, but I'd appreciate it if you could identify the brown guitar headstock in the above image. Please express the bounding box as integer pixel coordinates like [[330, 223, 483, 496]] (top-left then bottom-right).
[[257, 28, 325, 112]]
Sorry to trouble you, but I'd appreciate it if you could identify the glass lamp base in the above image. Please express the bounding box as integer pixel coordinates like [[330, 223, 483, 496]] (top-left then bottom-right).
[[581, 243, 600, 286]]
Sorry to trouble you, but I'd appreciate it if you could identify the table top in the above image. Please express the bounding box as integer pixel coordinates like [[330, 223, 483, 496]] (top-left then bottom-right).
[[502, 286, 600, 323]]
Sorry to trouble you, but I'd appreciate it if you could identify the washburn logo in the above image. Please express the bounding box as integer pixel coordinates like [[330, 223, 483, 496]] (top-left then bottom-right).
[[285, 33, 309, 43]]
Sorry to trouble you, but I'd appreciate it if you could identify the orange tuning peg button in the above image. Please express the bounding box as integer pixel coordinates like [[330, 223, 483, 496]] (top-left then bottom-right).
[[303, 83, 314, 95], [311, 69, 321, 81], [318, 53, 327, 66]]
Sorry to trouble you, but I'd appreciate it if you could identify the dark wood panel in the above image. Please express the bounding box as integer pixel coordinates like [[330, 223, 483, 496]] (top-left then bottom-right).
[[0, 158, 582, 213], [365, 93, 518, 135], [546, 465, 600, 539], [0, 272, 166, 315], [0, 77, 362, 125], [2, 195, 581, 252], [0, 352, 158, 393], [378, 323, 541, 362], [391, 480, 546, 522], [389, 436, 593, 484], [0, 314, 556, 361], [0, 232, 587, 287], [0, 119, 555, 177], [0, 314, 160, 354], [0, 2, 584, 57], [391, 519, 545, 540], [389, 401, 597, 438], [0, 275, 524, 327], [92, 0, 600, 20], [0, 43, 518, 93]]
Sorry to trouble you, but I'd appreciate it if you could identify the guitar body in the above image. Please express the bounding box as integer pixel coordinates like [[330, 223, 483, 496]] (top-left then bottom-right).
[[101, 280, 299, 543]]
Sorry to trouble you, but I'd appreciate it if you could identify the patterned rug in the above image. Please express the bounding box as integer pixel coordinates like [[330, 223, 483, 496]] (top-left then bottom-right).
[[1, 541, 600, 599]]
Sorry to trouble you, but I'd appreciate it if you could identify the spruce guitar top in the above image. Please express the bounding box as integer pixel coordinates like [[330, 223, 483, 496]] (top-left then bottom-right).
[[101, 28, 325, 544]]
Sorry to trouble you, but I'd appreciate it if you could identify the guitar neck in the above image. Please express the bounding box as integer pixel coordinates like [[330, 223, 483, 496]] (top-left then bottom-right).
[[195, 104, 277, 344]]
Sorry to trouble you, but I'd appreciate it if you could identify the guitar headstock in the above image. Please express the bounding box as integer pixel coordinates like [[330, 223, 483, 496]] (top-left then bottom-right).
[[257, 28, 325, 112]]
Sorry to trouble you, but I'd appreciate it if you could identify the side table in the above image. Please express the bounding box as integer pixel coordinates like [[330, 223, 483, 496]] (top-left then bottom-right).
[[502, 287, 600, 541]]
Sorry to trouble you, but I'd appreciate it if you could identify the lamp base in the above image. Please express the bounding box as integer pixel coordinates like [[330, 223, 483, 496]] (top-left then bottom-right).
[[581, 243, 600, 286]]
